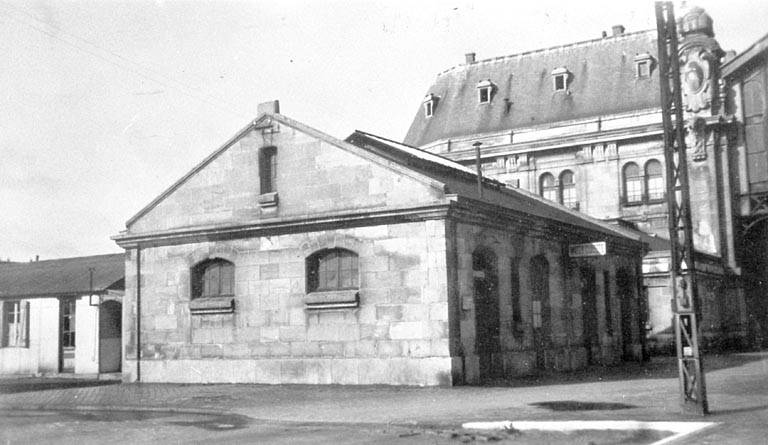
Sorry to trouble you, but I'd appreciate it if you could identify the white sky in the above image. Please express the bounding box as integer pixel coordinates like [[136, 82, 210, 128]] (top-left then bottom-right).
[[0, 0, 765, 261]]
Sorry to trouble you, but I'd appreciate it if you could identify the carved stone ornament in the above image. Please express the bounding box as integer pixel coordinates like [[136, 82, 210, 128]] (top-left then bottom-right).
[[680, 47, 715, 113], [685, 117, 708, 161]]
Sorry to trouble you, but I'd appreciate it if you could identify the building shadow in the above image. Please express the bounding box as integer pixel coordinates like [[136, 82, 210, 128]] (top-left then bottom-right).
[[482, 352, 768, 387], [0, 378, 119, 395]]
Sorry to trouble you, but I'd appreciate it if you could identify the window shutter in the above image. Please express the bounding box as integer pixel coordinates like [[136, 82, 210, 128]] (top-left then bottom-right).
[[22, 301, 29, 348]]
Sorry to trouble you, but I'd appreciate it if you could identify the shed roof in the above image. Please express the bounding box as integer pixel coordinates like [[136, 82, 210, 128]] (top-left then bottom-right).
[[346, 130, 644, 244], [0, 253, 125, 298], [404, 30, 661, 147]]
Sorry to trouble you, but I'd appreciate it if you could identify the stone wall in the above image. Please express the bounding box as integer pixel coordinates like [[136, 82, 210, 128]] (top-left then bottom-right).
[[122, 221, 452, 385], [450, 221, 642, 384]]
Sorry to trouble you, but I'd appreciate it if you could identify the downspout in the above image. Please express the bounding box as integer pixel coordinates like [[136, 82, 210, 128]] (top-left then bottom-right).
[[136, 246, 141, 382]]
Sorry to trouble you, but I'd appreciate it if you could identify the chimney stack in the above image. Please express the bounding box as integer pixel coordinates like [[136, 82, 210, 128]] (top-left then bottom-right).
[[257, 100, 280, 115], [612, 25, 625, 37], [465, 52, 476, 64]]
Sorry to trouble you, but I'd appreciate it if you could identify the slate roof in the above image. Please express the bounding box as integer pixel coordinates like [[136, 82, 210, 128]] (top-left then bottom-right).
[[0, 254, 125, 298], [346, 130, 644, 244], [404, 30, 661, 147]]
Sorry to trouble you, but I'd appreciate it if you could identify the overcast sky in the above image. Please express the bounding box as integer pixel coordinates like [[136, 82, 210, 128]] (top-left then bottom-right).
[[1, 0, 765, 261]]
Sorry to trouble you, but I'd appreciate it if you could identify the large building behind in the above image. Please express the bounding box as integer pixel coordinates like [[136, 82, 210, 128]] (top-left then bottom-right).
[[403, 6, 757, 351]]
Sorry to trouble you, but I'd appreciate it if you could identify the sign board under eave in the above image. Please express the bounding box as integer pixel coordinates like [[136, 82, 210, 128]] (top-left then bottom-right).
[[569, 241, 607, 257]]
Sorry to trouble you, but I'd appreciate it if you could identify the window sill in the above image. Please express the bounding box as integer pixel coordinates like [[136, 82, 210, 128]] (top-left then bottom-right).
[[258, 192, 278, 208], [304, 290, 359, 310], [622, 200, 644, 207], [190, 296, 235, 315]]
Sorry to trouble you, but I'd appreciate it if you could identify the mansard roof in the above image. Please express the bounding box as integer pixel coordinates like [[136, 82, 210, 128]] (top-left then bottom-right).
[[0, 254, 125, 299], [404, 29, 661, 147]]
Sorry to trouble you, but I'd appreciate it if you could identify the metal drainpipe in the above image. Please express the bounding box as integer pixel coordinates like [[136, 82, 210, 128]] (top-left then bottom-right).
[[136, 246, 141, 382]]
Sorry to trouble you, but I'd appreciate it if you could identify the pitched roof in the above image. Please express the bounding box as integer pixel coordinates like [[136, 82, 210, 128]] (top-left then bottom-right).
[[346, 130, 644, 244], [122, 112, 446, 231], [404, 30, 661, 147], [0, 254, 125, 298]]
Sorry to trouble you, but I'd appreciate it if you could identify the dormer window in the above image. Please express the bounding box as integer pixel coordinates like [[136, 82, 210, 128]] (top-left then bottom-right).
[[551, 67, 569, 92], [634, 53, 654, 78], [423, 93, 437, 117], [476, 80, 495, 104]]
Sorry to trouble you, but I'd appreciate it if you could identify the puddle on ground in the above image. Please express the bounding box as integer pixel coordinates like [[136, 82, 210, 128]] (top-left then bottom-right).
[[530, 400, 637, 411], [167, 413, 250, 431]]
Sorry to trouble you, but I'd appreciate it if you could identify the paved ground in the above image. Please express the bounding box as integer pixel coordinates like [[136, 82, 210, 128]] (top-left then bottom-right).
[[1, 352, 767, 443]]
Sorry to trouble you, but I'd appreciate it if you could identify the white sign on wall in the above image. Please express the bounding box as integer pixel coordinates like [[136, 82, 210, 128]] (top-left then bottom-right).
[[568, 241, 607, 257]]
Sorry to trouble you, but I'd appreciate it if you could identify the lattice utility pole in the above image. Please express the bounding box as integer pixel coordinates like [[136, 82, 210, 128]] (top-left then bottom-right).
[[655, 1, 708, 415]]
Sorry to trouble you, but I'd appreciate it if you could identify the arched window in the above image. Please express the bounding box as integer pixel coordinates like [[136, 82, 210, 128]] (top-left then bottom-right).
[[539, 173, 557, 202], [645, 160, 664, 201], [191, 259, 235, 299], [259, 146, 277, 194], [559, 170, 577, 208], [306, 248, 359, 292], [623, 162, 642, 204]]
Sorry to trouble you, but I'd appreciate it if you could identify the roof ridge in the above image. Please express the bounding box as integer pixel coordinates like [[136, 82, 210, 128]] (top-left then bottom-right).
[[353, 129, 468, 167], [2, 252, 124, 266], [436, 28, 656, 78]]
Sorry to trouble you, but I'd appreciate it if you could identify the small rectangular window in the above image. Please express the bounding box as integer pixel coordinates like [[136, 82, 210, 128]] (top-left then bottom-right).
[[554, 74, 566, 91], [636, 61, 650, 78], [479, 87, 490, 103], [424, 101, 434, 117], [259, 147, 277, 194], [2, 300, 29, 348]]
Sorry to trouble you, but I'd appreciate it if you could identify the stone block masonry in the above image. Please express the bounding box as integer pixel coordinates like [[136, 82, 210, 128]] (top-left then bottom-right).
[[123, 221, 453, 385]]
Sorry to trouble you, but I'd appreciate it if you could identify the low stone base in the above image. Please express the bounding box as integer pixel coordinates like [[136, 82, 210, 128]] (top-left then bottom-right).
[[123, 357, 453, 386]]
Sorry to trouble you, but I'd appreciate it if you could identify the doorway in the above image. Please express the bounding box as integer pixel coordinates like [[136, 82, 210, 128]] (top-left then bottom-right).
[[580, 266, 599, 364], [473, 248, 500, 381], [59, 298, 76, 373], [617, 269, 635, 360], [99, 300, 122, 373]]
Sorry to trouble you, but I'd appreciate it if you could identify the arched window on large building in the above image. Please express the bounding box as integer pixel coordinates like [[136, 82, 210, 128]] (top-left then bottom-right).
[[539, 173, 557, 202], [623, 162, 643, 204], [645, 160, 664, 201], [559, 170, 577, 209]]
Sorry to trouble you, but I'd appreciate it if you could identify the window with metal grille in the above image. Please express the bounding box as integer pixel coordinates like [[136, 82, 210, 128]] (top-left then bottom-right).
[[306, 249, 359, 292], [623, 162, 643, 204], [539, 173, 557, 202]]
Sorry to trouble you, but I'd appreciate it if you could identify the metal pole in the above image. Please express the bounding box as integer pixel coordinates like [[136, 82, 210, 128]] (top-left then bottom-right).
[[136, 247, 141, 382], [655, 1, 708, 415]]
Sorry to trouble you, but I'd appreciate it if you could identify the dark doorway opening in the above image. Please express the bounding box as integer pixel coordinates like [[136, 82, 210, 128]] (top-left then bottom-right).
[[473, 248, 500, 381], [531, 255, 551, 370], [580, 266, 599, 364]]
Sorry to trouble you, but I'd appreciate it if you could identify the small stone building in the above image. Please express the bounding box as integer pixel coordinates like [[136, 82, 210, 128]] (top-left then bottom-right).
[[113, 102, 647, 385], [0, 254, 124, 376]]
